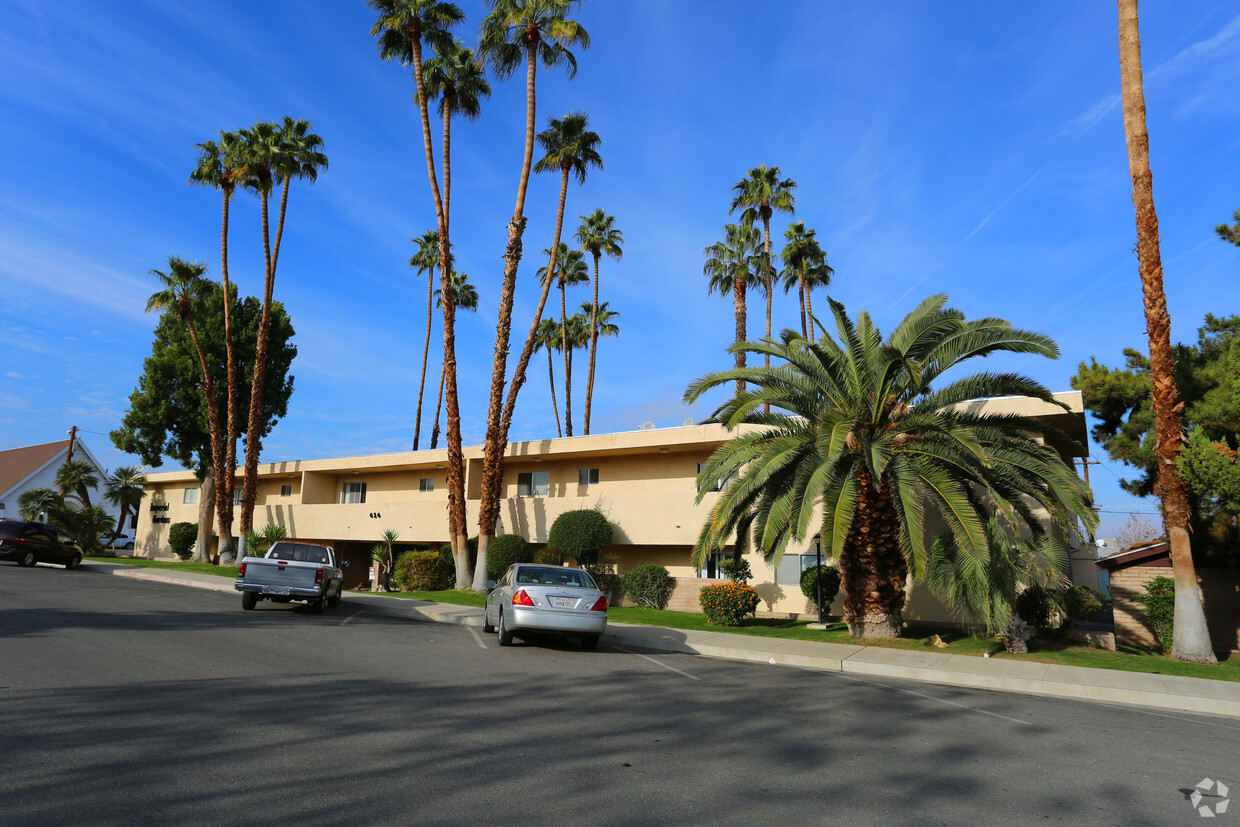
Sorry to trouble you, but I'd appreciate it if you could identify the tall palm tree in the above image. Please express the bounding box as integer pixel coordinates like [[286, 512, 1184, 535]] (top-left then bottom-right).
[[55, 459, 100, 509], [370, 0, 469, 583], [780, 221, 832, 337], [189, 130, 244, 560], [537, 242, 589, 435], [686, 295, 1097, 638], [562, 311, 590, 402], [477, 0, 589, 589], [235, 119, 327, 560], [703, 223, 764, 396], [423, 39, 491, 238], [534, 317, 563, 437], [409, 229, 441, 450], [104, 466, 147, 540], [574, 299, 618, 419], [1116, 0, 1215, 663], [574, 208, 622, 435], [730, 165, 797, 378], [431, 270, 479, 450]]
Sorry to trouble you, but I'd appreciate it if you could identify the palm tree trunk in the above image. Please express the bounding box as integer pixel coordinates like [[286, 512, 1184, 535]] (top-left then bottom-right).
[[476, 43, 540, 588], [804, 280, 815, 338], [560, 278, 572, 437], [414, 259, 434, 451], [195, 466, 215, 563], [798, 266, 808, 338], [732, 279, 747, 396], [431, 368, 445, 450], [270, 176, 292, 277], [240, 188, 274, 560], [443, 97, 453, 239], [547, 347, 562, 438], [762, 219, 772, 413], [1117, 0, 1215, 663], [186, 317, 228, 565], [840, 469, 907, 638], [584, 252, 600, 435], [218, 187, 237, 562]]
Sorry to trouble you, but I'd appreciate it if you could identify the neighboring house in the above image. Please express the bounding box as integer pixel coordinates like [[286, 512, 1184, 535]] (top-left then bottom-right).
[[137, 392, 1093, 621], [0, 439, 121, 526], [1096, 542, 1239, 652]]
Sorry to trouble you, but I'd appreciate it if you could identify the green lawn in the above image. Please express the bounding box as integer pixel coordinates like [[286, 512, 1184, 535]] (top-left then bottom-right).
[[91, 558, 1235, 682]]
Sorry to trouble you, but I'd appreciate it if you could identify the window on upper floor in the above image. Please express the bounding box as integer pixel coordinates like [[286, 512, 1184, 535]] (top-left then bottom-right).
[[280, 485, 292, 497], [578, 468, 600, 486], [183, 487, 198, 504], [696, 463, 736, 493], [341, 481, 367, 504], [517, 471, 549, 497], [419, 478, 434, 492]]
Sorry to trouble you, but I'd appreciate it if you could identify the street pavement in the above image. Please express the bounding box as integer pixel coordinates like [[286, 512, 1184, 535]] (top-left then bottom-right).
[[82, 561, 1240, 719]]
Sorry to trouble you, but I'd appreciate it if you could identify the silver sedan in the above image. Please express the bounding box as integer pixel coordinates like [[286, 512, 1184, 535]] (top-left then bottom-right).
[[484, 563, 608, 650]]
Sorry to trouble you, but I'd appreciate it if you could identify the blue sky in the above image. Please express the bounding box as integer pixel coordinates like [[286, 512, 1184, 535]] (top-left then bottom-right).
[[3, 1, 1238, 539]]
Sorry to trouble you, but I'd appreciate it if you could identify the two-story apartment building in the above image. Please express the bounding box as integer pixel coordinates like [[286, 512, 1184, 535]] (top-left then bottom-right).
[[134, 392, 1091, 620]]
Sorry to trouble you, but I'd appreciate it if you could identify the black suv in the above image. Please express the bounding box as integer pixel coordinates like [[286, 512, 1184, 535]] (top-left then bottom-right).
[[0, 519, 83, 569]]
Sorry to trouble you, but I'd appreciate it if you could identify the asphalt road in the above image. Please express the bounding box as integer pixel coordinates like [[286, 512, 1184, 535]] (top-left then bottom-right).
[[1, 563, 1237, 826]]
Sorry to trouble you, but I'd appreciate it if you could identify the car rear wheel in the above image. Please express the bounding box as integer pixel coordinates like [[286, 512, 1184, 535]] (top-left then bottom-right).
[[19, 550, 36, 568], [241, 591, 258, 610], [123, 542, 135, 550], [482, 608, 495, 634], [65, 554, 82, 570], [581, 635, 600, 651], [497, 609, 513, 646]]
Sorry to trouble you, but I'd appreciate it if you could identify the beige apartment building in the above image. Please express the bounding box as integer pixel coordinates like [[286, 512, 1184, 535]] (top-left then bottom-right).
[[134, 392, 1091, 621]]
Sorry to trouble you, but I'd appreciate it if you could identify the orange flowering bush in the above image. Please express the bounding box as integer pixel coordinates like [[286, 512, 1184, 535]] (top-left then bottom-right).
[[699, 582, 760, 626]]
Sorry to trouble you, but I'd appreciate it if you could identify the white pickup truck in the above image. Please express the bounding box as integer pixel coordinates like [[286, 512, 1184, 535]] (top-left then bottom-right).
[[235, 541, 348, 613]]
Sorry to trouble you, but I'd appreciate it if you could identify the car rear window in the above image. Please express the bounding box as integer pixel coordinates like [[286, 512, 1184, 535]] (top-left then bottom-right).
[[0, 523, 23, 539], [516, 566, 597, 589]]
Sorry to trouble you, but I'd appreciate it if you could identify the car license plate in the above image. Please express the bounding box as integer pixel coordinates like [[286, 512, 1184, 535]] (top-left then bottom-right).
[[551, 596, 575, 609], [262, 585, 292, 595]]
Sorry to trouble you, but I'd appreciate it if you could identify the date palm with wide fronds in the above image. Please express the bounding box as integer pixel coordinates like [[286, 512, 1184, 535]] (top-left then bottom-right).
[[686, 294, 1097, 639], [574, 208, 622, 434], [704, 223, 764, 397]]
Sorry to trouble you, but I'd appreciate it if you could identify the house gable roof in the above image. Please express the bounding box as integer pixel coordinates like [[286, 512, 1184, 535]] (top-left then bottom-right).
[[1095, 540, 1170, 570], [0, 439, 110, 500]]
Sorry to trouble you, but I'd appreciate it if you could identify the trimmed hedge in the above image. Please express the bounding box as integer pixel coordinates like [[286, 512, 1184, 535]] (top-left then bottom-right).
[[393, 550, 451, 591], [700, 582, 760, 626], [168, 522, 197, 560], [800, 565, 841, 613], [486, 533, 534, 578], [621, 563, 673, 610], [547, 509, 613, 567]]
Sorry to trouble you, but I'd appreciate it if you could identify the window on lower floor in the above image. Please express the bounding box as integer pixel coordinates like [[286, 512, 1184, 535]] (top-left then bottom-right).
[[773, 553, 821, 586], [341, 481, 367, 504], [696, 550, 731, 579], [183, 487, 198, 504], [517, 471, 549, 497], [233, 487, 243, 506], [578, 468, 599, 486], [419, 478, 434, 492]]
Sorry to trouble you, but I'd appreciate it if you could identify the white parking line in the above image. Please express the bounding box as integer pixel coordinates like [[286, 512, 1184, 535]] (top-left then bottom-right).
[[467, 626, 489, 649], [825, 670, 1032, 726], [1094, 702, 1240, 733], [612, 645, 700, 681], [339, 611, 363, 626]]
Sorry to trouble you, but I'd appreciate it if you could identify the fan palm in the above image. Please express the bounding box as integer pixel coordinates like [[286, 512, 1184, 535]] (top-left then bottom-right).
[[730, 165, 797, 379], [703, 223, 764, 396], [1116, 0, 1215, 663], [19, 487, 62, 523], [574, 209, 622, 435], [55, 459, 100, 509], [534, 318, 563, 438], [410, 229, 442, 450], [780, 221, 832, 338], [424, 39, 491, 237], [686, 294, 1097, 639], [431, 270, 479, 450], [104, 466, 147, 540], [476, 0, 589, 589], [538, 243, 589, 435], [562, 311, 590, 401]]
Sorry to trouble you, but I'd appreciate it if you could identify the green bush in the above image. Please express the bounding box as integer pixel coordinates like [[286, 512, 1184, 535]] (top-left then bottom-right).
[[393, 550, 451, 591], [437, 537, 478, 584], [1015, 585, 1059, 630], [536, 545, 566, 566], [621, 563, 674, 610], [1137, 576, 1175, 654], [719, 557, 752, 583], [800, 565, 841, 613], [168, 522, 197, 560], [547, 509, 613, 567], [585, 553, 622, 602], [485, 534, 534, 579], [700, 582, 760, 626], [1063, 585, 1108, 622]]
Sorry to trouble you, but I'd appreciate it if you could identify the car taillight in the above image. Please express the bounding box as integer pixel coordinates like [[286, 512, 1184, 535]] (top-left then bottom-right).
[[512, 589, 535, 607], [238, 562, 246, 576], [315, 569, 324, 585], [590, 596, 608, 612]]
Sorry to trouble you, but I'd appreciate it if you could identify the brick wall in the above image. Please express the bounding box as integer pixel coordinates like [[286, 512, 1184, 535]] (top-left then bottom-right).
[[615, 576, 726, 612], [1111, 567, 1240, 652]]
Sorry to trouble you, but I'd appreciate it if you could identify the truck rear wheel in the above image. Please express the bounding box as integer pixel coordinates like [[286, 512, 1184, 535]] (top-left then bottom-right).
[[310, 596, 325, 614], [327, 585, 342, 608], [241, 591, 258, 611]]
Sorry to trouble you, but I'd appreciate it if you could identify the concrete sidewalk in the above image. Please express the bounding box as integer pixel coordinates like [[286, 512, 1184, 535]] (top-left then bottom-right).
[[83, 561, 1240, 719]]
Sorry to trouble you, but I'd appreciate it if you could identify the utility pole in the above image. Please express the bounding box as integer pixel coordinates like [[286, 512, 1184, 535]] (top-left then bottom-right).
[[1075, 457, 1100, 487], [66, 425, 78, 462]]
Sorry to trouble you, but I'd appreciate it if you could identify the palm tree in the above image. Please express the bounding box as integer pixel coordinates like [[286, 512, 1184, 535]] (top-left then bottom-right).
[[534, 317, 563, 437], [730, 165, 797, 378], [235, 119, 327, 560], [574, 209, 622, 435], [686, 295, 1097, 639], [477, 0, 589, 589], [189, 130, 244, 560], [573, 300, 618, 419], [371, 528, 400, 591], [431, 270, 479, 450], [424, 39, 491, 238], [55, 459, 100, 509], [562, 311, 590, 403], [780, 221, 832, 337], [703, 223, 764, 396], [410, 229, 441, 450], [1116, 0, 1216, 664], [18, 488, 61, 523], [104, 466, 147, 540], [537, 242, 589, 435], [370, 0, 468, 583]]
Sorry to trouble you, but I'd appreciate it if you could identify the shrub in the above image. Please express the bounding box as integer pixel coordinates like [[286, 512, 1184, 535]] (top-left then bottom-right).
[[547, 509, 613, 567], [393, 550, 451, 591], [485, 534, 534, 579], [718, 557, 752, 584], [1137, 576, 1175, 654], [437, 537, 478, 585], [700, 582, 760, 626], [800, 565, 841, 613], [1015, 585, 1059, 630], [621, 563, 674, 610], [585, 553, 623, 602], [536, 545, 566, 566], [168, 522, 197, 560], [1063, 585, 1108, 623]]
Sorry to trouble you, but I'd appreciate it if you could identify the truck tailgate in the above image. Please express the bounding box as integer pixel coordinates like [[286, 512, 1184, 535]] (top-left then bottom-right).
[[243, 559, 320, 589]]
